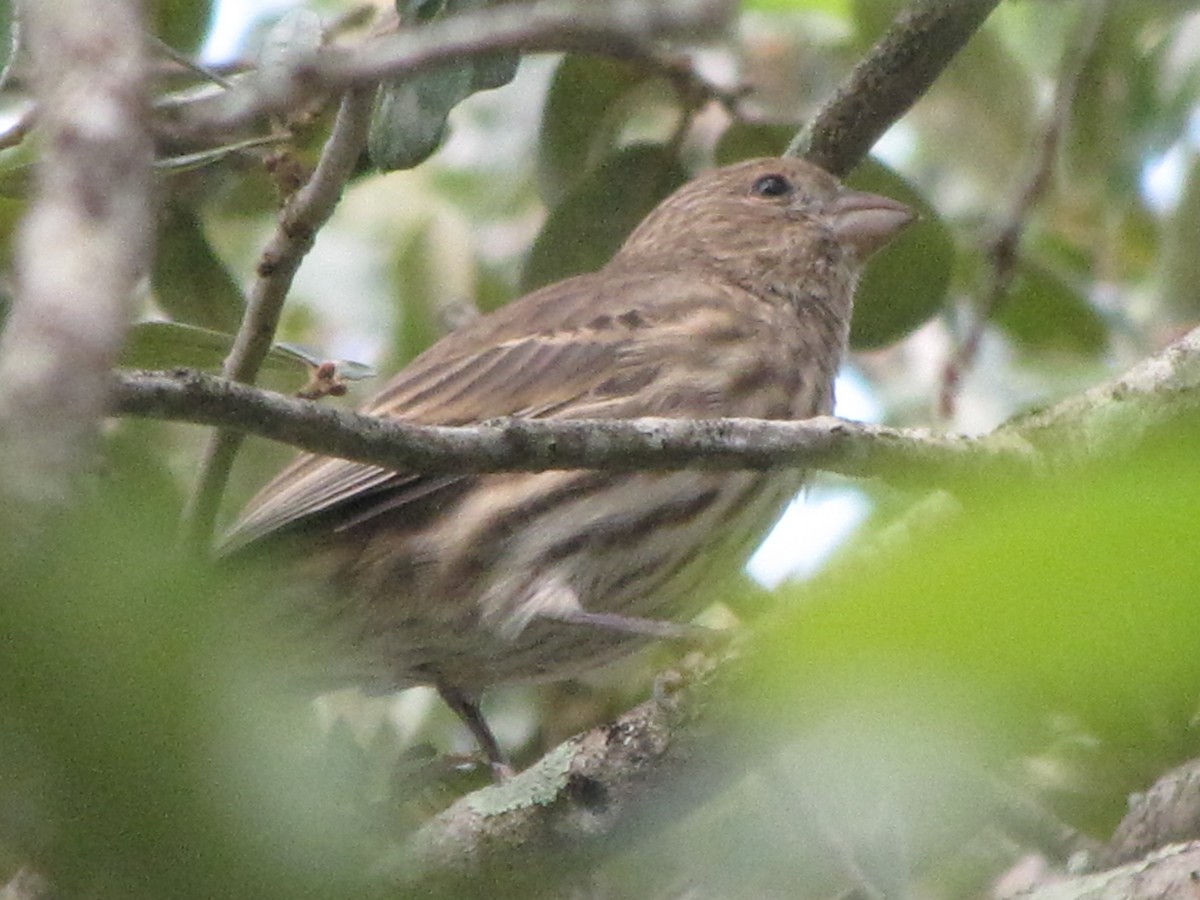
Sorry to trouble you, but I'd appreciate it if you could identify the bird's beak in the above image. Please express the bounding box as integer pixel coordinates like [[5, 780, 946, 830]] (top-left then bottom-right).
[[827, 189, 915, 259]]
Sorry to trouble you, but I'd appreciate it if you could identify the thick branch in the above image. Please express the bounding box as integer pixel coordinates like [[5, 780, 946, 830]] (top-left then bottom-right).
[[383, 655, 722, 892], [788, 0, 1001, 175], [113, 369, 1035, 486], [0, 0, 153, 513], [175, 0, 735, 137]]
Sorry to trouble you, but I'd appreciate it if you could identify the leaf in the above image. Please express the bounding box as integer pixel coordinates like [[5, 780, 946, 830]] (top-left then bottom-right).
[[390, 226, 446, 366], [713, 122, 797, 166], [119, 322, 315, 393], [368, 63, 474, 171], [152, 203, 246, 333], [0, 484, 366, 898], [147, 0, 213, 54], [845, 159, 954, 349], [736, 431, 1200, 834], [1157, 151, 1200, 321], [996, 259, 1109, 356], [744, 0, 851, 15], [0, 0, 14, 81], [258, 8, 324, 79], [368, 0, 521, 172], [537, 55, 653, 206], [521, 143, 687, 293]]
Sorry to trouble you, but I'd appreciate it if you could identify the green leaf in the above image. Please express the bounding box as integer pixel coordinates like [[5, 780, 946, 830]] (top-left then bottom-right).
[[119, 322, 315, 393], [368, 0, 521, 172], [471, 49, 520, 92], [996, 259, 1109, 355], [152, 203, 246, 333], [713, 122, 797, 166], [521, 143, 687, 292], [537, 55, 653, 206], [1157, 151, 1200, 321], [390, 226, 446, 366], [258, 8, 323, 78], [0, 0, 14, 81], [368, 63, 474, 171], [744, 0, 850, 15], [845, 159, 954, 349], [147, 0, 213, 55], [736, 431, 1200, 834], [0, 485, 366, 898]]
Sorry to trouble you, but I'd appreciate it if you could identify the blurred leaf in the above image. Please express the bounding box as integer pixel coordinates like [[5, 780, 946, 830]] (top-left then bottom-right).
[[713, 122, 796, 165], [147, 0, 213, 55], [369, 0, 520, 172], [120, 322, 316, 393], [537, 55, 653, 206], [736, 431, 1200, 835], [997, 259, 1109, 355], [258, 8, 323, 79], [152, 203, 246, 333], [910, 18, 1035, 195], [404, 0, 447, 22], [851, 0, 902, 42], [0, 485, 368, 898], [369, 63, 474, 171], [522, 143, 686, 292], [471, 50, 520, 92], [0, 141, 37, 199], [1158, 151, 1200, 321], [747, 0, 850, 14], [845, 158, 954, 349], [0, 0, 14, 80], [390, 226, 446, 365]]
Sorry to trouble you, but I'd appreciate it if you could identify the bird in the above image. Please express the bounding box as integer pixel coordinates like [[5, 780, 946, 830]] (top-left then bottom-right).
[[223, 156, 913, 775]]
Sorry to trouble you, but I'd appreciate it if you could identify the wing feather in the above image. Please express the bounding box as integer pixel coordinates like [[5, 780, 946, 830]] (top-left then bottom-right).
[[223, 267, 783, 551]]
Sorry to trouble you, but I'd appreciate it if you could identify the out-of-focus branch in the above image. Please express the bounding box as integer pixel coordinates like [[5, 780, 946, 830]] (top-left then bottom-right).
[[787, 0, 1001, 176], [171, 0, 735, 138], [939, 0, 1112, 420], [0, 0, 153, 515], [183, 88, 376, 547]]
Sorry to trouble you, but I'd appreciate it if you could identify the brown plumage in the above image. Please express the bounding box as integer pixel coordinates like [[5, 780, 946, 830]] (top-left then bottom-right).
[[225, 157, 912, 772]]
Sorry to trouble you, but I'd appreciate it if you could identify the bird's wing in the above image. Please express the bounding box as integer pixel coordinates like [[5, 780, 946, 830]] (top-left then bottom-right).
[[223, 267, 763, 551]]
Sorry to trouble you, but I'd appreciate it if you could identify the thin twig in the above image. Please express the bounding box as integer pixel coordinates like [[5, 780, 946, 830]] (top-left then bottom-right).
[[170, 0, 734, 137], [787, 0, 1001, 176], [182, 88, 375, 549], [938, 0, 1112, 421], [147, 33, 236, 90]]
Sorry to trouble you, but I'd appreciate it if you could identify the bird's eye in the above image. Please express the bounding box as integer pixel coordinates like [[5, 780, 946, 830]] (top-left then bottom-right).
[[751, 174, 793, 198]]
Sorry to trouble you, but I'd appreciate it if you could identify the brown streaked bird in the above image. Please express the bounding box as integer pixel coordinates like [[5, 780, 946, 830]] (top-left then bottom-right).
[[224, 157, 912, 775]]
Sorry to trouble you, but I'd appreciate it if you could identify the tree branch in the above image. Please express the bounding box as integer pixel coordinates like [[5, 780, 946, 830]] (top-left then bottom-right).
[[110, 315, 1200, 490], [787, 0, 1001, 176], [171, 0, 735, 138], [381, 654, 722, 893], [113, 369, 1035, 487], [0, 0, 153, 514]]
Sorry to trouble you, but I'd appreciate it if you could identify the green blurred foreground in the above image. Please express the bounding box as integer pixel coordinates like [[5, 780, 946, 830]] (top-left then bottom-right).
[[0, 422, 1197, 897]]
